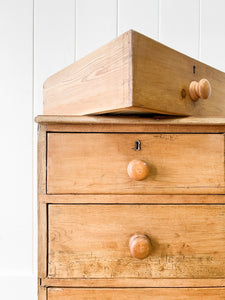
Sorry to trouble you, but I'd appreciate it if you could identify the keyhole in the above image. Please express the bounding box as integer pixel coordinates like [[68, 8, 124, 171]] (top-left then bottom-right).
[[193, 65, 196, 74], [135, 140, 141, 151]]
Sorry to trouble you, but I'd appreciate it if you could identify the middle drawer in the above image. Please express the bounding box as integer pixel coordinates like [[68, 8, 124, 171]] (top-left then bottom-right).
[[48, 204, 225, 279], [47, 133, 224, 194]]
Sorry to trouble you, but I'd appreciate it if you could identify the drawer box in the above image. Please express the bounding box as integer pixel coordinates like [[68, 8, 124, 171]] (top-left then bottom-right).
[[48, 204, 225, 279], [47, 133, 224, 194], [43, 30, 225, 117], [48, 288, 225, 299]]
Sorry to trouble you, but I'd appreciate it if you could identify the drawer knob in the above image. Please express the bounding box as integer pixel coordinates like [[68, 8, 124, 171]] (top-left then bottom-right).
[[129, 234, 152, 259], [127, 159, 149, 181], [189, 78, 211, 101]]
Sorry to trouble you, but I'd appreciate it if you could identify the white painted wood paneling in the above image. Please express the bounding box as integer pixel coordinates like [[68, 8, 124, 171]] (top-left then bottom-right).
[[0, 0, 33, 272], [76, 0, 117, 59], [0, 0, 35, 298], [0, 275, 36, 299], [118, 0, 159, 40], [34, 0, 75, 115], [200, 0, 225, 72], [159, 0, 200, 58]]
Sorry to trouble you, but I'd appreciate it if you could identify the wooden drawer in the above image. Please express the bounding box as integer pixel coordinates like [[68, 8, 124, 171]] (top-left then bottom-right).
[[43, 31, 225, 117], [48, 288, 225, 299], [47, 133, 224, 194], [48, 204, 225, 279]]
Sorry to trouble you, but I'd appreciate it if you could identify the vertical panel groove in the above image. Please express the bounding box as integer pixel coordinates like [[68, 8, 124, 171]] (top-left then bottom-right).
[[159, 0, 199, 58], [76, 0, 117, 59], [0, 1, 34, 297], [200, 0, 225, 71], [116, 0, 119, 36], [32, 0, 35, 276], [118, 0, 158, 39], [158, 0, 161, 41], [75, 0, 77, 61], [198, 0, 202, 60]]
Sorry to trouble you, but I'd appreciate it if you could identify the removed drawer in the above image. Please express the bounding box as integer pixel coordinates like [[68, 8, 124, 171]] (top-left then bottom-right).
[[48, 288, 225, 300], [47, 133, 224, 194], [48, 204, 225, 279], [43, 30, 225, 117]]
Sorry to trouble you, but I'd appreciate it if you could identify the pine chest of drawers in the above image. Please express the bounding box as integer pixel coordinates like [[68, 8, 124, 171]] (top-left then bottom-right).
[[36, 115, 225, 299]]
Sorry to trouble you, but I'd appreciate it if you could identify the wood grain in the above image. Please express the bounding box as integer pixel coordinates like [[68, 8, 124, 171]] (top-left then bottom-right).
[[43, 31, 130, 115], [48, 287, 225, 299], [38, 285, 46, 300], [35, 115, 225, 125], [189, 79, 211, 101], [38, 202, 47, 279], [48, 204, 225, 279], [47, 124, 225, 134], [42, 277, 225, 288], [38, 124, 47, 195], [38, 125, 48, 279], [129, 234, 153, 259], [127, 159, 150, 181], [43, 30, 225, 116], [47, 133, 224, 194], [36, 115, 225, 133], [40, 194, 225, 204], [37, 117, 225, 299], [131, 30, 225, 116]]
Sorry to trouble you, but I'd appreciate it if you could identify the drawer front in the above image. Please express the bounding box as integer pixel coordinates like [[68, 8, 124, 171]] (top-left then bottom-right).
[[48, 204, 225, 279], [47, 133, 224, 194], [48, 288, 225, 299]]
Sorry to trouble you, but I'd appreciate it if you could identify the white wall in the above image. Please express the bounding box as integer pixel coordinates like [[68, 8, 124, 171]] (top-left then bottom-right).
[[1, 0, 225, 299]]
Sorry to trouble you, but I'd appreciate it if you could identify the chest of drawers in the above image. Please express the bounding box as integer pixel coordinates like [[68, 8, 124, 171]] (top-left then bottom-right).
[[36, 115, 225, 299]]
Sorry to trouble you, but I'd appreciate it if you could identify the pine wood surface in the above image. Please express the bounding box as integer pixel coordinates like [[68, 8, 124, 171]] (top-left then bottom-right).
[[48, 204, 225, 279], [38, 202, 47, 279], [189, 79, 211, 101], [40, 194, 225, 204], [48, 287, 225, 299], [35, 115, 225, 125], [47, 133, 224, 194], [38, 286, 46, 300], [36, 115, 225, 133], [43, 30, 225, 117], [37, 118, 225, 299], [38, 125, 48, 279], [129, 234, 153, 259], [131, 31, 225, 117], [42, 278, 225, 288], [43, 31, 130, 115], [38, 124, 47, 195], [46, 123, 225, 134]]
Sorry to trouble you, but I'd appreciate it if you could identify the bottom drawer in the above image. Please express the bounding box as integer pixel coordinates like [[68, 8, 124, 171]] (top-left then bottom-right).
[[48, 288, 225, 299]]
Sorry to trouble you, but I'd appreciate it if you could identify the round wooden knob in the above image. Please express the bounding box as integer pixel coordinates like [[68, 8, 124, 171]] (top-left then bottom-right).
[[127, 159, 149, 181], [189, 78, 211, 101], [129, 234, 152, 259]]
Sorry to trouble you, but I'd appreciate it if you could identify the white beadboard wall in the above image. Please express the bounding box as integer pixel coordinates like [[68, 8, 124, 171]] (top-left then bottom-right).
[[1, 0, 225, 299]]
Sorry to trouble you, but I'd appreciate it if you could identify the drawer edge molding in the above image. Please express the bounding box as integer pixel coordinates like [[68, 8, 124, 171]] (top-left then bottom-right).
[[42, 278, 225, 288], [40, 194, 225, 204]]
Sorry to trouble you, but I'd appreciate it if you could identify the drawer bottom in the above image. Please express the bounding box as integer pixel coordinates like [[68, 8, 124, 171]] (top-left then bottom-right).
[[48, 288, 225, 299]]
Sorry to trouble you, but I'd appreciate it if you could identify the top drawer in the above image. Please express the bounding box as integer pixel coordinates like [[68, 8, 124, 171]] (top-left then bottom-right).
[[47, 133, 224, 194]]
